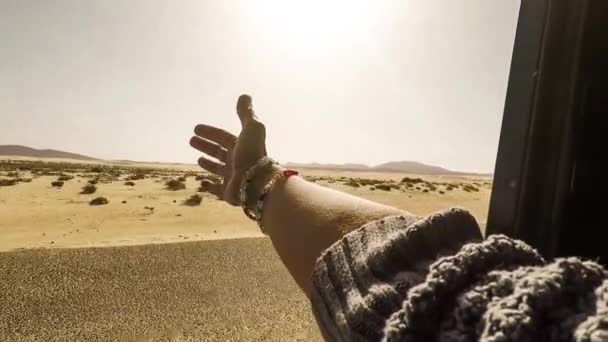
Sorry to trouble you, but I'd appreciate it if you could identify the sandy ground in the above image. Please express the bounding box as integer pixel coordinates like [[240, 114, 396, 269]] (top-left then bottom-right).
[[0, 238, 320, 341], [0, 158, 492, 341]]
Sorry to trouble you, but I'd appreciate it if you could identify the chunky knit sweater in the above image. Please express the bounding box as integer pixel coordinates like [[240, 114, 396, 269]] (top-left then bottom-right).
[[310, 208, 608, 341]]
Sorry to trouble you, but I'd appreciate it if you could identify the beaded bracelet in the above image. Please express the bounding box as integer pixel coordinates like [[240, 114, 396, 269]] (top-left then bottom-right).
[[255, 168, 298, 233], [240, 157, 277, 220]]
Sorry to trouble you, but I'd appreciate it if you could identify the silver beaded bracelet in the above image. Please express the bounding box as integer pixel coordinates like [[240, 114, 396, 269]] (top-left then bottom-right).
[[239, 157, 277, 221]]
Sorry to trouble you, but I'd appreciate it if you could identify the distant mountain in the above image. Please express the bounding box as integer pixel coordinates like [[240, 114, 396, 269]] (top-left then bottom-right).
[[0, 145, 486, 175], [284, 162, 370, 170], [0, 145, 98, 161], [284, 160, 481, 175], [373, 161, 454, 174]]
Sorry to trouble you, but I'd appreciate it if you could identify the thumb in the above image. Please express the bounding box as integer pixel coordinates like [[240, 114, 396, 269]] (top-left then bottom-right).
[[236, 94, 253, 126]]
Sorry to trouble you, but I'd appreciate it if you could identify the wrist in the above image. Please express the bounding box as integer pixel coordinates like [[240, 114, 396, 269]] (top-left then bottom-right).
[[245, 164, 284, 212]]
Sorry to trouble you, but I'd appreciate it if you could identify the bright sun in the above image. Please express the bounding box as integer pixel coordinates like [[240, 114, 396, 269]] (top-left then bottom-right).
[[238, 0, 383, 53]]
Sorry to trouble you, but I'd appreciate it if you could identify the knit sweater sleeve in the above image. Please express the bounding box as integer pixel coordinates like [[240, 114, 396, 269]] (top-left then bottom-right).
[[310, 208, 608, 342]]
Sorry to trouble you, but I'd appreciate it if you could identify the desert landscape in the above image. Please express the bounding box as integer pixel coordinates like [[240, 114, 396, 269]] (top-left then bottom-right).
[[0, 154, 492, 341]]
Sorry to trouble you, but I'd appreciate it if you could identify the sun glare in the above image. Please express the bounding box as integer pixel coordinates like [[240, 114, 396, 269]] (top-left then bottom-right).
[[238, 0, 384, 53]]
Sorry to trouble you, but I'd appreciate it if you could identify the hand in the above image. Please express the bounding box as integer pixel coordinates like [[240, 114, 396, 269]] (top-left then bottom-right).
[[189, 95, 267, 206]]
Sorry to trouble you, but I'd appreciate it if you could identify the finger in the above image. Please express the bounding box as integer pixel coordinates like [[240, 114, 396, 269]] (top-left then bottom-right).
[[190, 136, 228, 162], [194, 124, 236, 149], [200, 180, 222, 198], [198, 156, 226, 176]]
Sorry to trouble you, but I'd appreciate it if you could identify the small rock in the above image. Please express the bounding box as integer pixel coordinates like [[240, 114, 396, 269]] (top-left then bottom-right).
[[173, 200, 177, 203], [176, 214, 182, 217], [122, 200, 127, 204]]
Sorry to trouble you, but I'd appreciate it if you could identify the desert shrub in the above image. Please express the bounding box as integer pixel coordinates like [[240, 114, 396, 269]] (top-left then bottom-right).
[[196, 174, 222, 183], [165, 179, 186, 191], [462, 184, 479, 192], [90, 166, 105, 173], [423, 189, 429, 193], [127, 173, 146, 181], [0, 179, 17, 186], [124, 181, 136, 186], [80, 184, 97, 194], [401, 177, 424, 184], [375, 184, 391, 191], [88, 178, 99, 185], [57, 175, 73, 181], [390, 184, 401, 190], [183, 194, 203, 206], [121, 200, 127, 204], [177, 176, 187, 182], [427, 184, 437, 191], [89, 197, 109, 206], [359, 178, 384, 186], [415, 186, 421, 191], [370, 187, 375, 191], [17, 178, 32, 183], [344, 178, 360, 188], [446, 185, 455, 191], [51, 181, 64, 188], [6, 171, 19, 178], [439, 190, 445, 194]]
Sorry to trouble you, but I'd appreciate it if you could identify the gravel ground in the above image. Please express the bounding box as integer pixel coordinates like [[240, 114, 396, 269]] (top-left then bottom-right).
[[0, 238, 321, 341]]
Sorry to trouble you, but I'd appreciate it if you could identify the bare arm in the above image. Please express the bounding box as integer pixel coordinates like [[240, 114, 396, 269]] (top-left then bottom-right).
[[260, 174, 405, 294], [190, 95, 406, 295]]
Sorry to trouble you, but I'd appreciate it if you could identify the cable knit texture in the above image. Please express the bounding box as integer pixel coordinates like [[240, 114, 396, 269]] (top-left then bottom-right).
[[310, 208, 608, 341]]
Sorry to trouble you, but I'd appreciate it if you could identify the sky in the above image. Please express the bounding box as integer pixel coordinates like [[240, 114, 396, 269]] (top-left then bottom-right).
[[0, 0, 520, 173]]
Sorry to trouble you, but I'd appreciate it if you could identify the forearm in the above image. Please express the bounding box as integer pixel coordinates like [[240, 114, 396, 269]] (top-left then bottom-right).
[[259, 175, 407, 295]]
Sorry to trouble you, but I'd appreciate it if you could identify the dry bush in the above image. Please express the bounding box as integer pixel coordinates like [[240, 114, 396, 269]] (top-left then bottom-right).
[[17, 178, 32, 183], [165, 179, 186, 191], [124, 181, 136, 186], [462, 184, 479, 192], [370, 187, 376, 191], [90, 166, 105, 173], [446, 185, 455, 191], [0, 179, 17, 186], [127, 173, 146, 181], [375, 184, 391, 191], [415, 186, 422, 191], [439, 190, 445, 194], [427, 184, 437, 191], [6, 171, 19, 178], [344, 178, 360, 188], [176, 176, 187, 182], [401, 177, 424, 184], [89, 197, 109, 206], [88, 178, 99, 185], [51, 181, 64, 188], [358, 178, 384, 186], [183, 194, 203, 206], [57, 175, 73, 181], [423, 189, 429, 193], [80, 184, 97, 194]]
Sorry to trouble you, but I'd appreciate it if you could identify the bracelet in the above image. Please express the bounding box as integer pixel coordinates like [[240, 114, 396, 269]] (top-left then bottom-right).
[[255, 168, 298, 234], [240, 157, 277, 220]]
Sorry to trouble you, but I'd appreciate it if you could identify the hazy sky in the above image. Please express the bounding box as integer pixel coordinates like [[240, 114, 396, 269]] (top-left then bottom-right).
[[0, 0, 520, 173]]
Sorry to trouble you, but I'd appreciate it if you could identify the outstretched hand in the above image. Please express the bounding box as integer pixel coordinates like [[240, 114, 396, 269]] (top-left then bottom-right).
[[189, 95, 267, 206]]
